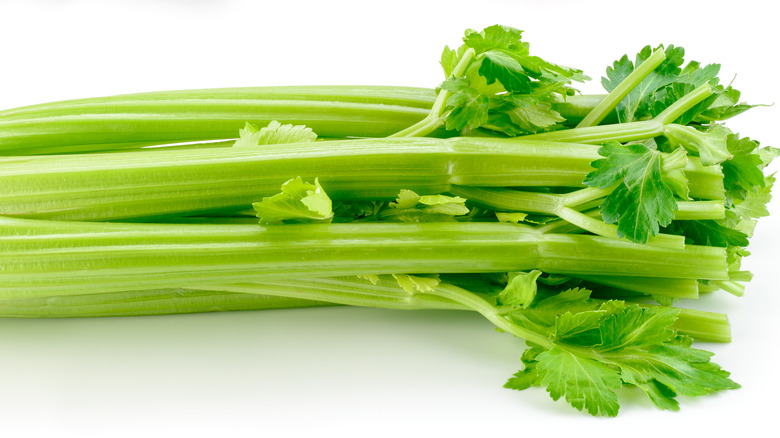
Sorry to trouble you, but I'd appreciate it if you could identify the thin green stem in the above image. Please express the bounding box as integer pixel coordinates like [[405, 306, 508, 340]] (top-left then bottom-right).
[[552, 94, 610, 124], [450, 186, 563, 214], [421, 283, 554, 348], [390, 48, 476, 138], [518, 119, 665, 144], [390, 116, 443, 137], [654, 83, 713, 124], [556, 206, 685, 248], [199, 277, 466, 311], [519, 83, 714, 144], [560, 187, 613, 207], [577, 48, 666, 128]]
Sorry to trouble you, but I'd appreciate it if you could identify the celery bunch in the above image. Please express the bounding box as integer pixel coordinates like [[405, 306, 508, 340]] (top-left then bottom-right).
[[0, 25, 775, 417]]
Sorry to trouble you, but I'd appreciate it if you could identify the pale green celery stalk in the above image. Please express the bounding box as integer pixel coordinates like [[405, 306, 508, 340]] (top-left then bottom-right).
[[0, 288, 338, 317], [674, 201, 726, 220], [0, 85, 608, 126], [664, 307, 731, 342], [0, 86, 441, 155], [0, 82, 608, 131], [0, 137, 604, 221], [0, 217, 727, 299], [1, 136, 722, 222], [0, 102, 431, 155], [684, 157, 725, 200], [0, 86, 437, 118], [147, 216, 261, 225], [521, 83, 713, 144], [195, 277, 466, 311], [712, 281, 745, 297], [577, 48, 666, 127], [727, 271, 753, 282]]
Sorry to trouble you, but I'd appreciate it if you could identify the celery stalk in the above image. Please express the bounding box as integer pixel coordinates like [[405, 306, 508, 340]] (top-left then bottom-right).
[[0, 217, 727, 298]]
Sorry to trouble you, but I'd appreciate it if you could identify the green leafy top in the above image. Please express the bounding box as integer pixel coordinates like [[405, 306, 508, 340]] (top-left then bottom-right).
[[602, 44, 754, 124], [437, 25, 588, 136], [584, 142, 687, 243], [503, 287, 738, 416], [602, 44, 688, 123], [344, 275, 738, 416], [253, 177, 334, 224]]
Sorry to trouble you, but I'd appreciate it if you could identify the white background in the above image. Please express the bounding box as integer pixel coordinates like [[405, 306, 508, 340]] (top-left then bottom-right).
[[0, 0, 778, 436]]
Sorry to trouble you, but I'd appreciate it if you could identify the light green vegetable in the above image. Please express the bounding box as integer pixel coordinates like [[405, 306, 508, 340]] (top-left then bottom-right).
[[0, 24, 774, 417]]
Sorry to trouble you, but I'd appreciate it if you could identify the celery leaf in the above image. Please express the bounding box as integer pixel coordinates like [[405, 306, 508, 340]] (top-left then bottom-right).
[[584, 141, 678, 243], [253, 177, 333, 224], [664, 220, 749, 248], [536, 347, 622, 417], [463, 25, 528, 54], [485, 95, 566, 135], [478, 50, 533, 93], [505, 291, 739, 415], [379, 190, 469, 222], [495, 212, 528, 223], [721, 134, 767, 201], [392, 274, 441, 293], [444, 87, 490, 131], [497, 270, 541, 309], [234, 121, 317, 147]]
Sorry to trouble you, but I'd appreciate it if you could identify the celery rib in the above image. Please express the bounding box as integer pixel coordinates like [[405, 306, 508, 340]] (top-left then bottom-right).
[[0, 218, 727, 298]]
